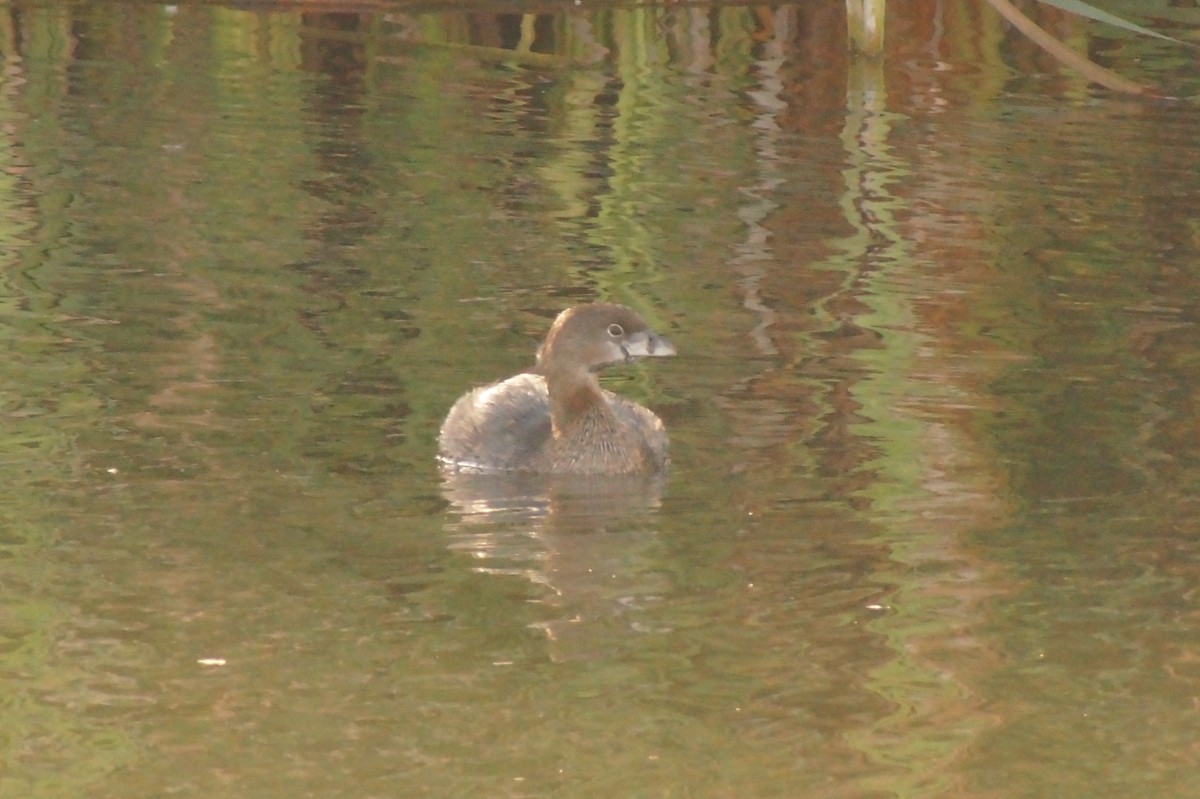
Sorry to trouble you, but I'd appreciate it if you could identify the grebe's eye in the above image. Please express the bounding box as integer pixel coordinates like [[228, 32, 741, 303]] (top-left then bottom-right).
[[607, 323, 624, 337]]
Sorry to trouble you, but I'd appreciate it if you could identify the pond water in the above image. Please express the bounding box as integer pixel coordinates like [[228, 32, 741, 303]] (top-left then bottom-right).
[[3, 2, 1200, 797]]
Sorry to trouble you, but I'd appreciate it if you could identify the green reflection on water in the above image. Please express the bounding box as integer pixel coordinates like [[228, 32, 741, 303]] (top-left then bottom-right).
[[0, 60, 139, 791]]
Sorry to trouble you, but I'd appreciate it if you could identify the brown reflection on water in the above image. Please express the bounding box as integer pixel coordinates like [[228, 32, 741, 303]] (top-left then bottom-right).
[[707, 23, 1033, 793]]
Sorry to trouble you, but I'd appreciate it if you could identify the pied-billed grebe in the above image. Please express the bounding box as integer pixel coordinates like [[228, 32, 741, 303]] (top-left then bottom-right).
[[438, 303, 676, 475]]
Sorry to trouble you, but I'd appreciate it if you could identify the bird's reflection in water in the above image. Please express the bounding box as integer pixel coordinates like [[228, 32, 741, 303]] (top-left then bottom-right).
[[440, 471, 670, 655]]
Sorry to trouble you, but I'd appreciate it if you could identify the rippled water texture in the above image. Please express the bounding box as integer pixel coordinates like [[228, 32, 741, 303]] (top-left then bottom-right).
[[3, 2, 1200, 797]]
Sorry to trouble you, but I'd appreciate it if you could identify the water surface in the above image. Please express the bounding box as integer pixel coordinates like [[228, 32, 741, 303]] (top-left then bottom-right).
[[3, 2, 1200, 797]]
